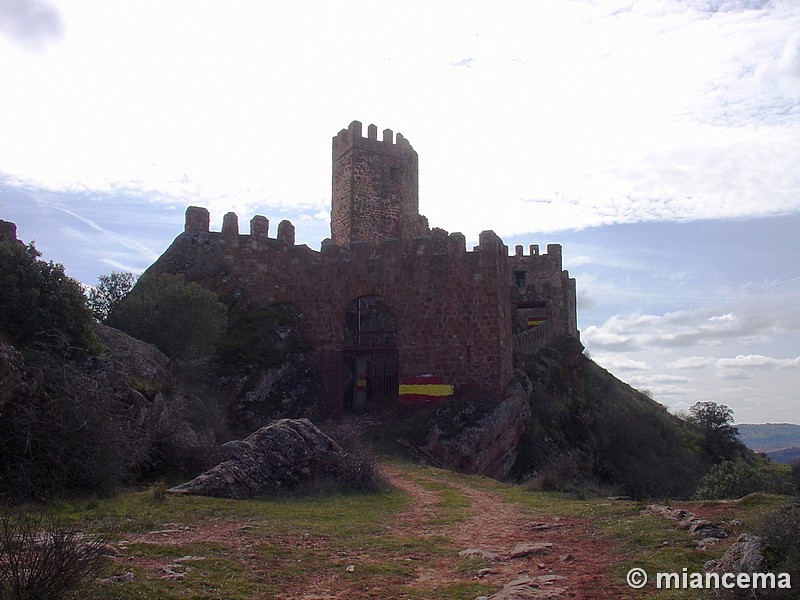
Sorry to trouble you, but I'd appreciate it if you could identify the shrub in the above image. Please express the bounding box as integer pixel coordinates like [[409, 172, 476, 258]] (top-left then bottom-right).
[[303, 425, 388, 495], [524, 452, 609, 497], [86, 271, 136, 322], [755, 499, 800, 599], [145, 392, 222, 480], [0, 509, 112, 599], [106, 273, 227, 359], [0, 356, 144, 503], [693, 459, 784, 500], [216, 306, 307, 372], [0, 241, 97, 356]]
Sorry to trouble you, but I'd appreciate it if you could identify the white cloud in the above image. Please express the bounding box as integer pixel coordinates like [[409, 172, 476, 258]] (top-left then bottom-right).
[[0, 0, 63, 52], [1, 1, 798, 238], [718, 354, 800, 369], [669, 353, 800, 371], [594, 354, 650, 371], [583, 308, 780, 351], [669, 356, 717, 369]]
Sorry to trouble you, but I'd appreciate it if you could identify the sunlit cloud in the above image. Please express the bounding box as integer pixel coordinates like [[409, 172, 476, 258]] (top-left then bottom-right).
[[0, 0, 63, 52]]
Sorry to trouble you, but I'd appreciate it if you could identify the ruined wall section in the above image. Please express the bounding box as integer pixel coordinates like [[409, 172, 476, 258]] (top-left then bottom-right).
[[331, 121, 428, 246], [508, 243, 579, 341], [147, 207, 513, 398], [0, 220, 19, 244]]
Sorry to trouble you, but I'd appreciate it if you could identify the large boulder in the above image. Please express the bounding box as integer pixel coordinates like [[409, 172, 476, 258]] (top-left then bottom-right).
[[167, 419, 346, 498]]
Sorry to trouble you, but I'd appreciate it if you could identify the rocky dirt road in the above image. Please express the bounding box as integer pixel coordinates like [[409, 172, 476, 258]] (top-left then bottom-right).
[[116, 464, 636, 599], [382, 466, 631, 599]]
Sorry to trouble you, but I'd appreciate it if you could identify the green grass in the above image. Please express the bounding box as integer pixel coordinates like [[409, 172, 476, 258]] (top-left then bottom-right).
[[404, 475, 472, 526], [18, 461, 795, 600], [404, 581, 498, 599]]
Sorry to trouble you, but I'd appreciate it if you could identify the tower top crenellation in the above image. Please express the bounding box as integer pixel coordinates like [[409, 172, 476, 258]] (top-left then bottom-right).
[[333, 120, 415, 159]]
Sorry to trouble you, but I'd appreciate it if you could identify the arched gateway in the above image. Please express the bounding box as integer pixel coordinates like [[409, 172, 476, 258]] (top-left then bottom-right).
[[341, 296, 399, 419]]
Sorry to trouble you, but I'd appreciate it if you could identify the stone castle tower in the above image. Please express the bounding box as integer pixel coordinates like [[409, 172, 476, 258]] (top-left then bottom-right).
[[331, 121, 429, 245]]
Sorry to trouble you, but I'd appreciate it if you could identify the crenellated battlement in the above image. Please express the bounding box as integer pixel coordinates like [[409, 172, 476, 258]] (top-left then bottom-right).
[[511, 243, 563, 258], [180, 207, 517, 272], [332, 120, 415, 159]]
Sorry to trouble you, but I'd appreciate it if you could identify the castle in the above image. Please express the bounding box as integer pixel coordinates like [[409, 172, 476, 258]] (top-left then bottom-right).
[[148, 121, 578, 417]]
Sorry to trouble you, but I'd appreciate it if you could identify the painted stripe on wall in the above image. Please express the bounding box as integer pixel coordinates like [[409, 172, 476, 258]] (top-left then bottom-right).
[[399, 384, 454, 397]]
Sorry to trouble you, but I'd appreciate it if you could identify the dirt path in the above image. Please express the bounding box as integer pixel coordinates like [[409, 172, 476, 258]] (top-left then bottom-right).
[[114, 465, 632, 599], [382, 466, 630, 599]]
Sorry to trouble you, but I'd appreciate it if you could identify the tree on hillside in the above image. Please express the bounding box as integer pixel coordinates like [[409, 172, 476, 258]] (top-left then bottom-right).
[[0, 240, 97, 355], [87, 270, 136, 322], [106, 272, 227, 359], [688, 401, 742, 461]]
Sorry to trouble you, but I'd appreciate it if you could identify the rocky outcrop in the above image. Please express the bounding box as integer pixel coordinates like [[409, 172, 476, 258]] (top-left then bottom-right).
[[704, 533, 764, 576], [91, 323, 173, 395], [422, 375, 532, 480], [646, 504, 729, 545], [0, 323, 181, 501], [167, 419, 347, 498], [227, 353, 321, 430], [478, 575, 566, 599]]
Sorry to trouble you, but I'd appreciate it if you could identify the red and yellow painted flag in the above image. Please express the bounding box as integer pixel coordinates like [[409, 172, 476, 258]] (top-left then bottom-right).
[[399, 376, 454, 409], [527, 319, 545, 327]]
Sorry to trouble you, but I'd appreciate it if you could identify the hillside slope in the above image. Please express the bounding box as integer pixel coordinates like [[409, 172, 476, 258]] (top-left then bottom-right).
[[509, 337, 743, 498]]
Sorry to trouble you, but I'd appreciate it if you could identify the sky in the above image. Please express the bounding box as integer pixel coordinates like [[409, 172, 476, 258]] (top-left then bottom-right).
[[1, 0, 798, 424]]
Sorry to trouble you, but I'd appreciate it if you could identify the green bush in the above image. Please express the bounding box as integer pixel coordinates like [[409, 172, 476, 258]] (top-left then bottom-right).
[[86, 270, 136, 322], [755, 499, 800, 599], [145, 391, 226, 480], [303, 425, 388, 496], [107, 273, 227, 359], [787, 461, 800, 495], [0, 241, 97, 355], [693, 459, 786, 500], [216, 306, 306, 372]]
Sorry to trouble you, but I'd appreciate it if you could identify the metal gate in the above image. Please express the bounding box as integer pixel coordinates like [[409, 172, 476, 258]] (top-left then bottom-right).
[[318, 347, 399, 421], [347, 347, 398, 421]]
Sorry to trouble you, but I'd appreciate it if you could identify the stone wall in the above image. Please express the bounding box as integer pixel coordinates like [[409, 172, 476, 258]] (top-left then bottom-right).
[[147, 211, 516, 398]]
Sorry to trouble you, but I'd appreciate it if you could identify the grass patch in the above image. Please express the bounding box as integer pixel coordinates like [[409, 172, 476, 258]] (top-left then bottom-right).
[[404, 475, 471, 526], [455, 555, 492, 575], [405, 581, 498, 599], [41, 484, 410, 537]]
